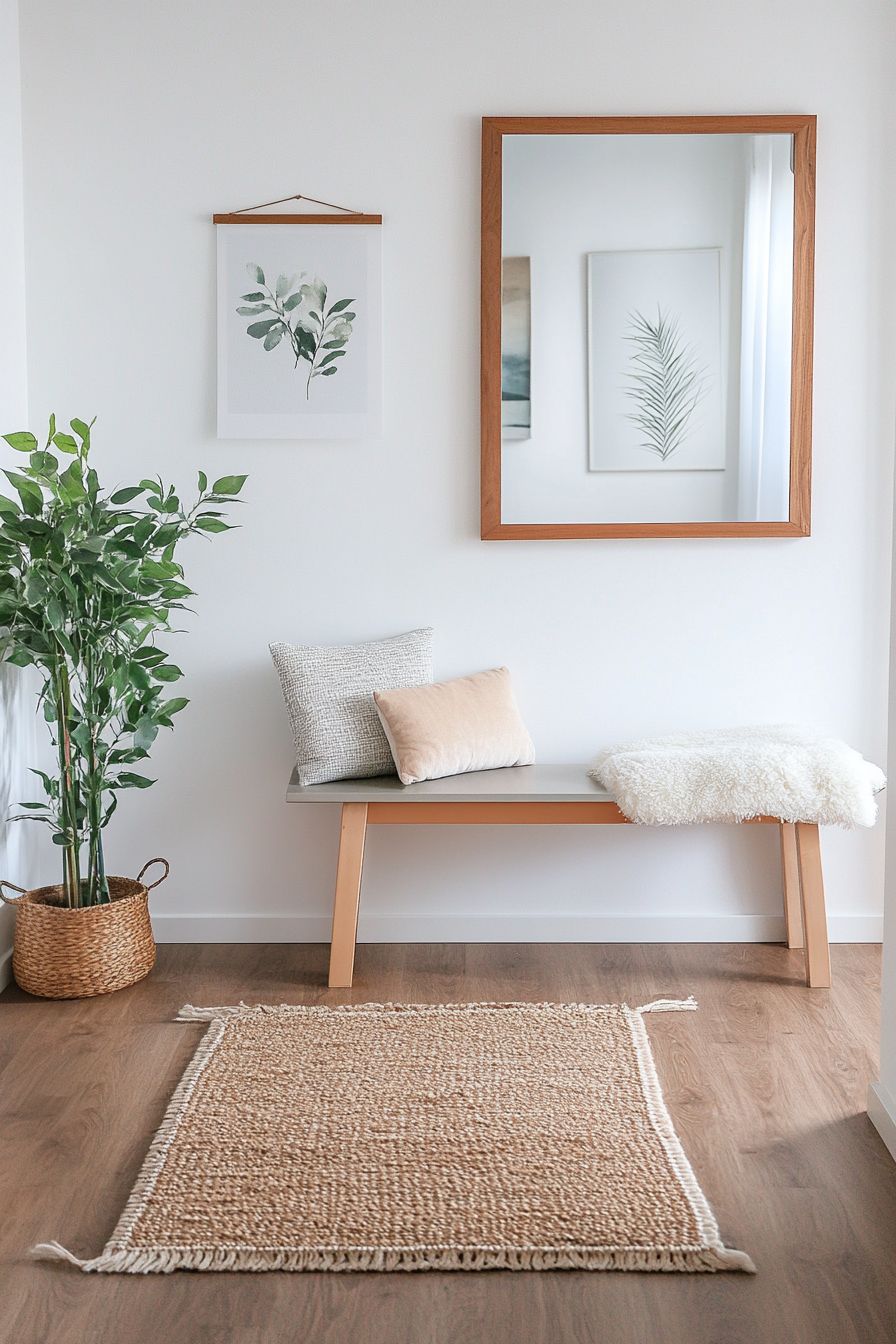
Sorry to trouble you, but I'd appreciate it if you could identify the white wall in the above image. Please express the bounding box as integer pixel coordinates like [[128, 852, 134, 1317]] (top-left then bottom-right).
[[869, 30, 896, 1154], [871, 628, 896, 1156], [502, 133, 746, 524], [0, 0, 40, 990], [14, 0, 895, 949]]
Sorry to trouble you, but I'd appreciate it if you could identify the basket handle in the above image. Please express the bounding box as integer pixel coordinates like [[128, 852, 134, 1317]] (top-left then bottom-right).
[[0, 880, 28, 905], [136, 858, 170, 891]]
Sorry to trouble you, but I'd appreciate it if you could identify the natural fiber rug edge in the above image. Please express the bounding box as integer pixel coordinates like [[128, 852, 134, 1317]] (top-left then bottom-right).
[[35, 1000, 756, 1275]]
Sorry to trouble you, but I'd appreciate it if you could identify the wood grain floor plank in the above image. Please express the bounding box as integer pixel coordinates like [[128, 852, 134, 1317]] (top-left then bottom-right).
[[1, 944, 894, 1344]]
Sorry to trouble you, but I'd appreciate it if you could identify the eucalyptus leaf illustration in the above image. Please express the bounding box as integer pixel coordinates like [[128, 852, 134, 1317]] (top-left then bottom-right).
[[621, 306, 707, 461], [238, 263, 357, 400]]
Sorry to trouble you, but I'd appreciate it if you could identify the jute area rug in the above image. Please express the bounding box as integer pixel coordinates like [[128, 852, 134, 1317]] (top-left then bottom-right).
[[38, 999, 754, 1274]]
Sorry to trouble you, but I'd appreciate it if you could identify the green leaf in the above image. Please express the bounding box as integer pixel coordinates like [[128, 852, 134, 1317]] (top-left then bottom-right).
[[131, 647, 167, 665], [295, 326, 316, 357], [115, 772, 156, 789], [70, 417, 92, 441], [4, 471, 43, 514], [322, 338, 347, 350], [134, 716, 159, 750], [319, 351, 346, 368], [195, 517, 233, 533], [263, 327, 283, 351], [3, 431, 37, 453], [275, 273, 290, 298], [143, 558, 180, 579], [237, 304, 269, 316], [248, 263, 265, 285], [197, 470, 208, 492], [326, 297, 355, 316], [46, 596, 64, 630], [52, 432, 79, 455], [151, 663, 183, 682], [110, 486, 145, 504], [316, 367, 339, 377], [211, 474, 247, 495], [247, 319, 279, 338], [282, 292, 303, 311], [131, 518, 155, 545], [58, 462, 86, 500], [161, 697, 190, 716], [29, 451, 58, 474], [127, 662, 152, 691], [302, 278, 327, 312], [240, 291, 266, 302]]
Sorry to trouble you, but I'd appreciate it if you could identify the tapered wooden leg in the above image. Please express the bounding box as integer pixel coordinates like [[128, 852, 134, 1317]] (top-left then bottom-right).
[[794, 822, 831, 988], [780, 823, 804, 949], [329, 803, 368, 988]]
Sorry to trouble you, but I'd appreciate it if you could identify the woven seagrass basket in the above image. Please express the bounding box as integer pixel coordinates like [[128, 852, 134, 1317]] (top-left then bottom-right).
[[0, 859, 167, 999]]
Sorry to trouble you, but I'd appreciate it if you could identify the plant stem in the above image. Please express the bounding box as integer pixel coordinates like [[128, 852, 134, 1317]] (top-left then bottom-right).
[[306, 316, 329, 400], [55, 660, 81, 907]]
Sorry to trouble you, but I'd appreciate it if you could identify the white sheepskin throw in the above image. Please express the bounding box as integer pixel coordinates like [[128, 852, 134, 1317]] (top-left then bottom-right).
[[590, 725, 885, 828]]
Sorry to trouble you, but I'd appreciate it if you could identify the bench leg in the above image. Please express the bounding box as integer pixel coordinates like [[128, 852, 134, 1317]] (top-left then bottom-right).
[[329, 803, 368, 988], [779, 823, 804, 949], [794, 822, 831, 988]]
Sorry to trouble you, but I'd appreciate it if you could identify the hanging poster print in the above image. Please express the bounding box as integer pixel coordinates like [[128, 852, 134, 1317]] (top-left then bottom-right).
[[215, 211, 382, 439]]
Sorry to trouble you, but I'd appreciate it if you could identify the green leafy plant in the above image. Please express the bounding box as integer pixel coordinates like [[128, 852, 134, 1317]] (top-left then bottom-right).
[[238, 264, 356, 400], [621, 306, 707, 461], [0, 415, 246, 908]]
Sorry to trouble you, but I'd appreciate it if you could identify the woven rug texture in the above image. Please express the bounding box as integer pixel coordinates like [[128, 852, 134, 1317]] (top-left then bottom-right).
[[36, 999, 754, 1274]]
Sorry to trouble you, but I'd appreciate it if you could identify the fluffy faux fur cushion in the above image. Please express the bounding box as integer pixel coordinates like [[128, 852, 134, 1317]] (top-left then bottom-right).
[[589, 725, 885, 827]]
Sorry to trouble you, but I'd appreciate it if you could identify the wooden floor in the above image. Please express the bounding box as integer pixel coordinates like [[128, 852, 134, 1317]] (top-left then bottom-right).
[[1, 943, 895, 1344]]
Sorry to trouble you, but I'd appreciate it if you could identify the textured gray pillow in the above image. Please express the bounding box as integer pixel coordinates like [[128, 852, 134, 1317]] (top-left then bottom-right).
[[270, 628, 434, 786]]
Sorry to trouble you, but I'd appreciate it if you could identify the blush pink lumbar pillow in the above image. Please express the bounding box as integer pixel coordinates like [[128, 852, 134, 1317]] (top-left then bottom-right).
[[373, 666, 535, 785]]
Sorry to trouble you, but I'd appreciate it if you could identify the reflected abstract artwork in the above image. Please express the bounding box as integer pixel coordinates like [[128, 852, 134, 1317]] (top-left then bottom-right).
[[502, 256, 531, 439]]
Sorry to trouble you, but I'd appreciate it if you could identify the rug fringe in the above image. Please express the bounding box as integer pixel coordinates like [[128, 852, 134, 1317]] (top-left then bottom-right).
[[176, 1004, 244, 1021], [31, 1240, 754, 1274], [177, 999, 699, 1023], [32, 1241, 98, 1269], [635, 996, 698, 1014]]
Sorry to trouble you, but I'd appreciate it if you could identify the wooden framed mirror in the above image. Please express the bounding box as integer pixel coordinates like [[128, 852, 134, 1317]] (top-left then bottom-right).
[[480, 115, 816, 539]]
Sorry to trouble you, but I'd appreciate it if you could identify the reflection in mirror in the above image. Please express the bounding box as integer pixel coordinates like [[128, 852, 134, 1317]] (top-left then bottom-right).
[[485, 121, 814, 535]]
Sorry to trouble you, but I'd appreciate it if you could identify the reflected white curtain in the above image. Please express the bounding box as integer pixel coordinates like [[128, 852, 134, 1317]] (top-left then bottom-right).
[[738, 136, 794, 522]]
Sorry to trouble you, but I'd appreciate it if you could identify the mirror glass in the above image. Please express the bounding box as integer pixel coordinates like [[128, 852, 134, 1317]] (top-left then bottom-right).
[[500, 133, 795, 526]]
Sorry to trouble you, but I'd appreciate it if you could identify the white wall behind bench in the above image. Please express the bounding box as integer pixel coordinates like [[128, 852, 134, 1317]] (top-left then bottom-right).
[[13, 0, 895, 948]]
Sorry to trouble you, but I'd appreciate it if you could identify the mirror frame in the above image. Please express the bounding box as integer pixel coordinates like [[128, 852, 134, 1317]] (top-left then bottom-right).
[[480, 114, 816, 539]]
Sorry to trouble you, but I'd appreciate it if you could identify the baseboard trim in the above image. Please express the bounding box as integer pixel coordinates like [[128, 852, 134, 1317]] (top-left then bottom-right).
[[150, 913, 882, 945], [868, 1082, 896, 1163], [0, 946, 12, 994]]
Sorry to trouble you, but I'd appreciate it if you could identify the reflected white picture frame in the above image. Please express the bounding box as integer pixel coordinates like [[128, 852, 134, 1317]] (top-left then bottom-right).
[[587, 248, 724, 473]]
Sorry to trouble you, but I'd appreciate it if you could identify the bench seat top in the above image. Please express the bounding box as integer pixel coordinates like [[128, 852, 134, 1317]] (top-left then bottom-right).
[[286, 763, 614, 804]]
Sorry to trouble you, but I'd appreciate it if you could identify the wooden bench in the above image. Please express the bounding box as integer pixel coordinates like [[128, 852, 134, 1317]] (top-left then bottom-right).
[[286, 763, 830, 990]]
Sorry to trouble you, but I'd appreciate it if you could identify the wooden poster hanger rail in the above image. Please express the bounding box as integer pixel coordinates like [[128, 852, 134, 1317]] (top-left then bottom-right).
[[213, 190, 381, 225]]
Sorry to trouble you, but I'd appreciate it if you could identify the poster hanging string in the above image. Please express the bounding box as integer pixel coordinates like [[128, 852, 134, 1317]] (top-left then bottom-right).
[[229, 191, 364, 217]]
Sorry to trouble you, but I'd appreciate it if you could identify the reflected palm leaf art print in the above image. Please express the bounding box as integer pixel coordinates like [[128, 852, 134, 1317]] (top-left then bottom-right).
[[237, 264, 356, 401], [621, 306, 707, 461]]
